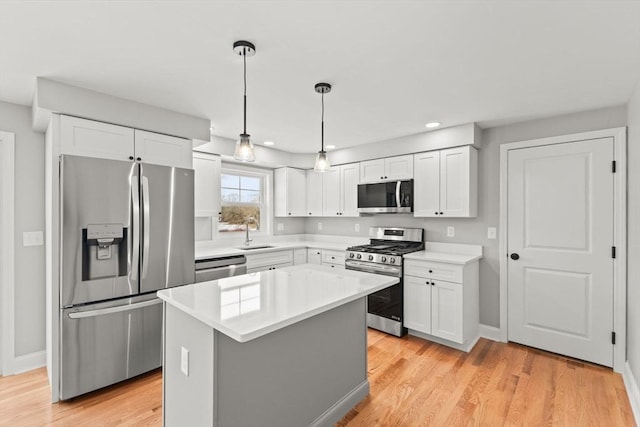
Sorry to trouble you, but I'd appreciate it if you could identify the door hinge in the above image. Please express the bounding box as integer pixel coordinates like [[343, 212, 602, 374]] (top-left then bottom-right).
[[612, 331, 616, 345], [612, 246, 616, 259], [612, 160, 617, 173]]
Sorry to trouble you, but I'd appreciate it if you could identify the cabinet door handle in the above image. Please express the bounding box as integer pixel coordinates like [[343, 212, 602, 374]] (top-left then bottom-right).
[[435, 212, 439, 215], [510, 253, 520, 260], [428, 270, 433, 273], [136, 157, 142, 161], [129, 156, 134, 160], [440, 212, 443, 215]]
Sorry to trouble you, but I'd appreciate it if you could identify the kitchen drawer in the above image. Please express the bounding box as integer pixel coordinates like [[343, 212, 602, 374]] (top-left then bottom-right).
[[404, 260, 463, 283], [322, 250, 345, 266], [245, 250, 294, 269], [246, 262, 293, 274]]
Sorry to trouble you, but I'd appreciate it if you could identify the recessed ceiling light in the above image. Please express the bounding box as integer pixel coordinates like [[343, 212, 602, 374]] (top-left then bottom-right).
[[264, 141, 275, 146], [425, 122, 441, 129], [325, 145, 336, 149]]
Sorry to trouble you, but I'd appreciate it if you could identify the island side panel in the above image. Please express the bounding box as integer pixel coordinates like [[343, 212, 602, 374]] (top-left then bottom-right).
[[163, 303, 215, 426], [215, 298, 368, 427]]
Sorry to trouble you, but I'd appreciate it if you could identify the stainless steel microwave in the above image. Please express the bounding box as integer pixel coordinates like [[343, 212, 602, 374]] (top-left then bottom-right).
[[357, 180, 413, 214]]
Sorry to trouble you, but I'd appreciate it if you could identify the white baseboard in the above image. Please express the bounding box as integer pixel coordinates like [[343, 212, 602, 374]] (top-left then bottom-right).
[[623, 361, 640, 425], [13, 350, 46, 375], [479, 324, 502, 342]]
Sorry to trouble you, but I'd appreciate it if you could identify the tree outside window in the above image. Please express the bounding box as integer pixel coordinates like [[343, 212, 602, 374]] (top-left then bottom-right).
[[219, 172, 263, 233]]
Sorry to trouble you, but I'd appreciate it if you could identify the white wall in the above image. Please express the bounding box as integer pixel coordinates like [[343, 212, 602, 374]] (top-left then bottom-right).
[[627, 80, 640, 385], [0, 101, 46, 357], [305, 105, 627, 327]]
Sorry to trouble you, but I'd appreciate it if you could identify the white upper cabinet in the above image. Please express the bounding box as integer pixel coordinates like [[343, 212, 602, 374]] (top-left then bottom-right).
[[60, 115, 192, 169], [414, 146, 478, 217], [274, 167, 307, 217], [193, 152, 221, 241], [134, 130, 192, 169], [339, 163, 360, 217], [60, 115, 134, 161], [322, 167, 341, 216], [193, 152, 221, 218], [306, 170, 323, 217], [320, 163, 360, 217], [359, 154, 413, 183]]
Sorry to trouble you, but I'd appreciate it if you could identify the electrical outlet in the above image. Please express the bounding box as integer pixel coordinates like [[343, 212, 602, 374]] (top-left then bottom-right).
[[488, 227, 497, 239], [355, 223, 360, 232], [317, 222, 323, 231], [277, 223, 284, 231], [181, 346, 189, 376], [447, 226, 455, 237], [23, 230, 44, 247]]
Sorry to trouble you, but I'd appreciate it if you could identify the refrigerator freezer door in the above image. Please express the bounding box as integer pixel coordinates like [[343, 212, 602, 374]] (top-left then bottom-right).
[[139, 163, 194, 293], [59, 294, 162, 400], [60, 155, 139, 307]]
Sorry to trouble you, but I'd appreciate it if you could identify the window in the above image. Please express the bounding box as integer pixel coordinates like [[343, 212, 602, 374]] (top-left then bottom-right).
[[219, 165, 271, 235]]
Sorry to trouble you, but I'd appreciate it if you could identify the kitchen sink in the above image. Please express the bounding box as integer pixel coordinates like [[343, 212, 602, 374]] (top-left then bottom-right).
[[237, 245, 275, 250]]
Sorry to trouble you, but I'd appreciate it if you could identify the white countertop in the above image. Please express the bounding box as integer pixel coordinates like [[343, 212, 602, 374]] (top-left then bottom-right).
[[158, 264, 398, 343], [403, 251, 482, 265], [403, 241, 483, 265]]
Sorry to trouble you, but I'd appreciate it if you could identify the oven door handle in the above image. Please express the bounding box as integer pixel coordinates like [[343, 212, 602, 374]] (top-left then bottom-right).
[[346, 261, 401, 276], [395, 181, 401, 207]]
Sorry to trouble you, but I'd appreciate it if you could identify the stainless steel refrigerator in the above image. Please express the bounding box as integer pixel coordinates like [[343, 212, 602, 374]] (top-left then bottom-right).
[[58, 154, 194, 400]]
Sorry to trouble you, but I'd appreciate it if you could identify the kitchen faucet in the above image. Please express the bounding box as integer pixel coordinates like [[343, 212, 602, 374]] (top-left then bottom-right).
[[245, 216, 254, 246]]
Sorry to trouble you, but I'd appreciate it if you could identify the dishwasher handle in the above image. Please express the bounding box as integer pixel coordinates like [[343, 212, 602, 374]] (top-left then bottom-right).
[[195, 255, 247, 271]]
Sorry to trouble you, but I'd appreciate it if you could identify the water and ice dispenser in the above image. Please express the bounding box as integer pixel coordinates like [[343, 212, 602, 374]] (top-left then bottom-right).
[[81, 224, 128, 281]]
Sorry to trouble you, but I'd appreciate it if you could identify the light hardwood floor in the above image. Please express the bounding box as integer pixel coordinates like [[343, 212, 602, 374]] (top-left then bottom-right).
[[0, 330, 635, 426]]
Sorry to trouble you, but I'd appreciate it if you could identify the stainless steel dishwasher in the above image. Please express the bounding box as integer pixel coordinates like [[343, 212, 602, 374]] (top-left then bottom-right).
[[195, 255, 247, 282]]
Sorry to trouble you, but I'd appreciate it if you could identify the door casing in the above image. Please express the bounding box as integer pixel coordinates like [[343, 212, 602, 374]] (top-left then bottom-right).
[[499, 127, 627, 372]]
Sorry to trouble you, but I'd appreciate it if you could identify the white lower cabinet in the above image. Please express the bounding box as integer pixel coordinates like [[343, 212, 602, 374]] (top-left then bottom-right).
[[307, 249, 322, 265], [245, 250, 293, 273], [321, 249, 345, 269], [293, 248, 307, 265], [403, 259, 478, 348]]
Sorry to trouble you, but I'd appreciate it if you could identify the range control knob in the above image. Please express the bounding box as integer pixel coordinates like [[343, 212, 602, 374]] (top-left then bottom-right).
[[368, 255, 374, 261], [349, 253, 355, 258], [390, 258, 396, 264], [356, 254, 362, 259], [381, 256, 387, 263]]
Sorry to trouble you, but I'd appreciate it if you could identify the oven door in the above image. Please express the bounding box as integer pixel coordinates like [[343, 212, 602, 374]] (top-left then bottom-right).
[[368, 282, 403, 322], [357, 180, 413, 214]]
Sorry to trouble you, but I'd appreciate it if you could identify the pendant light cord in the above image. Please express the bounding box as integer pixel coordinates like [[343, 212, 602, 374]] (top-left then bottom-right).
[[321, 91, 325, 151], [243, 48, 247, 135]]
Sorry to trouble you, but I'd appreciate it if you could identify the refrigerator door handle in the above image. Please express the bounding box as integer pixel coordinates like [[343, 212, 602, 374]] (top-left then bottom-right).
[[67, 299, 162, 319], [141, 175, 150, 279], [131, 175, 140, 281]]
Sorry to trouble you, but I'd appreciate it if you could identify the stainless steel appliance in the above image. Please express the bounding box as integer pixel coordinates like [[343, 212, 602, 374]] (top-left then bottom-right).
[[195, 255, 247, 282], [59, 155, 194, 400], [357, 179, 413, 214], [345, 227, 424, 337]]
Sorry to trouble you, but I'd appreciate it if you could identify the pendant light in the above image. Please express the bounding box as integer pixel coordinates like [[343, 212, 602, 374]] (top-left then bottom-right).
[[314, 82, 332, 172], [233, 40, 256, 162]]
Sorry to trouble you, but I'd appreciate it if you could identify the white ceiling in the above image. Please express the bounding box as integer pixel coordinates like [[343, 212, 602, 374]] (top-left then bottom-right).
[[1, 1, 640, 153]]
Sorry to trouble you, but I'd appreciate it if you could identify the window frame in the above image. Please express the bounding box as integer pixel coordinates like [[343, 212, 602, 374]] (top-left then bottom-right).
[[217, 162, 273, 240]]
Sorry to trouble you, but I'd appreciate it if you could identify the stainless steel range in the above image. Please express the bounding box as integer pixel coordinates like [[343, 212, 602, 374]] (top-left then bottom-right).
[[345, 227, 424, 337]]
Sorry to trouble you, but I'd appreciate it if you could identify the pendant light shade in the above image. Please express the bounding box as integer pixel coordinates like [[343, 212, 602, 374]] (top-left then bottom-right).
[[234, 133, 255, 162], [314, 150, 330, 171], [314, 82, 332, 172], [233, 40, 256, 162]]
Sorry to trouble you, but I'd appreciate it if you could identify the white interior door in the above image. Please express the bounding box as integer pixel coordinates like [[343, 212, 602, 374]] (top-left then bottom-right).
[[507, 137, 614, 366]]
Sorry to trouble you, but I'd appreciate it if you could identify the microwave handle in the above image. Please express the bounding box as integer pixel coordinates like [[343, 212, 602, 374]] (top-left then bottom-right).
[[395, 181, 401, 207]]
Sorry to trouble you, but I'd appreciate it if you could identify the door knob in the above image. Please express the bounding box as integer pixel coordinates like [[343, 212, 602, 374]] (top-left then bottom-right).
[[510, 253, 520, 260]]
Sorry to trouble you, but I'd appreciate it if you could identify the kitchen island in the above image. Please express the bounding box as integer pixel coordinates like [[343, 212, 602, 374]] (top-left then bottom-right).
[[157, 264, 398, 427]]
